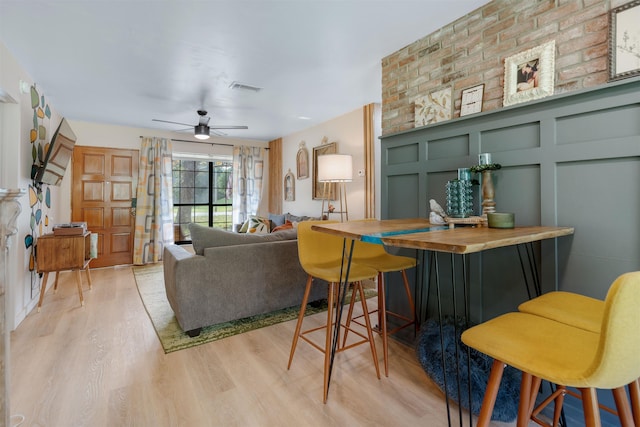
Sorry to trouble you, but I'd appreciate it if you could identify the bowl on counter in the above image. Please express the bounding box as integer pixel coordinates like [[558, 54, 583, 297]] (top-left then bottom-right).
[[487, 212, 515, 229]]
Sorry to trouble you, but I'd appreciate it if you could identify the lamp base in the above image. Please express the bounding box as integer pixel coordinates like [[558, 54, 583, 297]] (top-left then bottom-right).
[[320, 182, 348, 222]]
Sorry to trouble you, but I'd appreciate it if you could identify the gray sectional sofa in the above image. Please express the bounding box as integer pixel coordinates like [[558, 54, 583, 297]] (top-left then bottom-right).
[[163, 223, 325, 337]]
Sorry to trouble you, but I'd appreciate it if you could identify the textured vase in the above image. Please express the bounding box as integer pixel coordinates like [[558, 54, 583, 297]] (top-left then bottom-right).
[[446, 179, 473, 218]]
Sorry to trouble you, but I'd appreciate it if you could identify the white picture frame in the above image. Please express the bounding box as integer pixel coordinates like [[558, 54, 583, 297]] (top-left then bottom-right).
[[460, 84, 484, 117], [284, 170, 295, 201], [503, 40, 555, 107], [609, 0, 640, 81]]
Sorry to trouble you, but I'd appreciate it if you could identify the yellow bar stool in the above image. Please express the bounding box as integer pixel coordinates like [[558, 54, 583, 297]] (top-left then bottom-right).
[[287, 221, 381, 403], [461, 271, 640, 427], [518, 290, 640, 425], [343, 236, 417, 377]]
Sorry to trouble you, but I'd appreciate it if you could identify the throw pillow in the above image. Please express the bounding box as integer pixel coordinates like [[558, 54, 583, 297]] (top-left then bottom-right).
[[271, 220, 293, 233], [188, 223, 295, 255], [285, 213, 321, 223], [247, 216, 270, 234], [238, 218, 250, 233], [268, 213, 286, 227], [189, 223, 258, 254]]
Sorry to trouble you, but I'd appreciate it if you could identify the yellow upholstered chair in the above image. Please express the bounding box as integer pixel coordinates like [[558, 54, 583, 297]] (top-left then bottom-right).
[[518, 290, 640, 425], [287, 221, 380, 403], [461, 271, 640, 427], [343, 232, 417, 376]]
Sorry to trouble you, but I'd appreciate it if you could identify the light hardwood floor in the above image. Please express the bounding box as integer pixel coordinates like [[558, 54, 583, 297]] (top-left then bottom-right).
[[10, 266, 521, 427]]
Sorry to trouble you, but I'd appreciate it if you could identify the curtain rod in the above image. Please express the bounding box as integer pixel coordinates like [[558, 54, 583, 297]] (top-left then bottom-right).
[[139, 136, 268, 149]]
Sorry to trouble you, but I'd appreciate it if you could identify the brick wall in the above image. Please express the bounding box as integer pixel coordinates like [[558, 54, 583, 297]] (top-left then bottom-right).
[[381, 0, 626, 136]]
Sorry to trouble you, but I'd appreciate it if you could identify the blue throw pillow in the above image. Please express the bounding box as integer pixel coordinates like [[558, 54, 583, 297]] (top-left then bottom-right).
[[268, 213, 286, 227]]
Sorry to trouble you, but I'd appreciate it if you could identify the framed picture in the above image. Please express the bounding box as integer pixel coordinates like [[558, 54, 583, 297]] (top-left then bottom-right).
[[414, 87, 452, 126], [460, 84, 484, 117], [503, 40, 555, 106], [312, 141, 337, 200], [284, 170, 295, 201], [296, 141, 309, 179], [609, 0, 640, 81]]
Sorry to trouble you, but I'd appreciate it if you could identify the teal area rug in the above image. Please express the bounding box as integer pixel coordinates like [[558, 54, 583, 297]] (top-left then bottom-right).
[[132, 263, 375, 353]]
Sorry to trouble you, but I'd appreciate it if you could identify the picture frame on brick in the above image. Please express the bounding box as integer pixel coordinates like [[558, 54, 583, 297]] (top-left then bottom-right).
[[414, 87, 452, 126], [460, 84, 484, 117], [503, 40, 555, 107], [609, 0, 640, 82]]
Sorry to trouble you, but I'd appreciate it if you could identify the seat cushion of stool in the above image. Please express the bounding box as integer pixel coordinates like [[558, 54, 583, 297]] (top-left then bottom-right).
[[461, 312, 600, 388], [353, 254, 416, 272], [304, 262, 378, 283], [518, 291, 603, 333]]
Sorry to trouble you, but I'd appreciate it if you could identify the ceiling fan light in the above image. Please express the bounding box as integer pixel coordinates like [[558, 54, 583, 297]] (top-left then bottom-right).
[[194, 124, 210, 140]]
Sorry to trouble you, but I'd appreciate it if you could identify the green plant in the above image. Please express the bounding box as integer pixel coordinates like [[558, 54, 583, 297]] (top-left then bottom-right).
[[470, 163, 502, 173]]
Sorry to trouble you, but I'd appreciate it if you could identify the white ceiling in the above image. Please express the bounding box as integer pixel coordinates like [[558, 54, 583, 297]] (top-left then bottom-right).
[[1, 0, 487, 142]]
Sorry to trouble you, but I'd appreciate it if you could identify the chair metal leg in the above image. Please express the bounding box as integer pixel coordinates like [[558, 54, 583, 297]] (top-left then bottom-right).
[[287, 275, 313, 370], [341, 285, 359, 349], [612, 386, 635, 427], [629, 378, 640, 426], [517, 372, 533, 427], [525, 376, 542, 419], [400, 269, 416, 327], [529, 380, 565, 427], [477, 360, 505, 427], [580, 388, 602, 427], [356, 281, 380, 379], [549, 385, 566, 427], [323, 281, 336, 403], [378, 272, 389, 377]]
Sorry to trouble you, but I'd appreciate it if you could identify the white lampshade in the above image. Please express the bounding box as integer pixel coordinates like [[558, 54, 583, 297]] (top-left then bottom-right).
[[317, 154, 352, 182]]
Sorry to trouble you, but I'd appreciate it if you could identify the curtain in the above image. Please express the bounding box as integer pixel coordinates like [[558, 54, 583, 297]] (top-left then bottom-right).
[[268, 138, 282, 214], [232, 146, 268, 226], [133, 137, 174, 265]]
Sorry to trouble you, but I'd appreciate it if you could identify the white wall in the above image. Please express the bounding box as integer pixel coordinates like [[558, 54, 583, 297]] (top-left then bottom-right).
[[1, 41, 44, 328], [281, 107, 370, 219]]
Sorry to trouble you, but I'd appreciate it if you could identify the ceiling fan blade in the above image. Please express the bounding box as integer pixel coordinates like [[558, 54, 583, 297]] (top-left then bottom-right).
[[209, 125, 249, 130], [210, 129, 227, 137], [152, 118, 194, 127]]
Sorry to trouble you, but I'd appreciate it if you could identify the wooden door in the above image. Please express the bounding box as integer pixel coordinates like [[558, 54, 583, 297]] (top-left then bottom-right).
[[72, 146, 139, 268]]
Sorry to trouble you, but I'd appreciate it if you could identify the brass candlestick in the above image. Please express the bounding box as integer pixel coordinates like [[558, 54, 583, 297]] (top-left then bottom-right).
[[481, 170, 496, 216]]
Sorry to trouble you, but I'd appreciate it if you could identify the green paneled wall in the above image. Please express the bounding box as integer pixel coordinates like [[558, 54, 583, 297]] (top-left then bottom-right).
[[381, 76, 640, 427]]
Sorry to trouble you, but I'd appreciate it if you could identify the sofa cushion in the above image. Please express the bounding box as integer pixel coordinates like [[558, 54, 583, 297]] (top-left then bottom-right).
[[268, 213, 286, 227], [189, 223, 297, 255], [285, 213, 320, 223]]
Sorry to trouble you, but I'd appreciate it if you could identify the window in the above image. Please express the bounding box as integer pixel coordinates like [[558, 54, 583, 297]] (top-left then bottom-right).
[[172, 159, 232, 242]]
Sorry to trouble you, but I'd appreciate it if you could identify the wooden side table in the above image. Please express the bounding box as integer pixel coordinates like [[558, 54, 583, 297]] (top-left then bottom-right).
[[36, 231, 94, 311]]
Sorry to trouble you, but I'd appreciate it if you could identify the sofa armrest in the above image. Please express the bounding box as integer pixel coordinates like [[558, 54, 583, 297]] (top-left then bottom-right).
[[163, 245, 207, 326]]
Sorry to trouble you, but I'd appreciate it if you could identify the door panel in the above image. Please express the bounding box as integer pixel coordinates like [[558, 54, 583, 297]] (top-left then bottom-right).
[[72, 146, 139, 268]]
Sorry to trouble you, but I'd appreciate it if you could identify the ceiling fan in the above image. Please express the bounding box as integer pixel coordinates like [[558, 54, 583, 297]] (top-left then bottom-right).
[[152, 110, 248, 140]]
